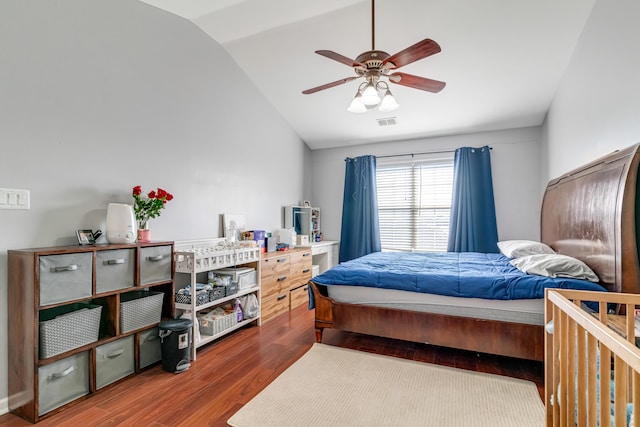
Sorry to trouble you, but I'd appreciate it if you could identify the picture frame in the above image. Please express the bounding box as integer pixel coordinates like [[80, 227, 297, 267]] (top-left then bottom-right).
[[303, 200, 311, 207], [76, 229, 96, 245]]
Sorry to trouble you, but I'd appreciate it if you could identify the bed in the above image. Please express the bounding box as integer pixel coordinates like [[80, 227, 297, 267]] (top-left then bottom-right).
[[310, 143, 640, 362]]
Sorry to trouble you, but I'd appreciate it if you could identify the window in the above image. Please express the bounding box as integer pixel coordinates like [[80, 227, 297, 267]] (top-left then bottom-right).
[[376, 154, 454, 252]]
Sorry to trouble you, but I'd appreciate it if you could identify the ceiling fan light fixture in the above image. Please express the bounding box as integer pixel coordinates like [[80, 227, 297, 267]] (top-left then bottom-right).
[[378, 88, 399, 112], [302, 0, 445, 114], [360, 81, 381, 106]]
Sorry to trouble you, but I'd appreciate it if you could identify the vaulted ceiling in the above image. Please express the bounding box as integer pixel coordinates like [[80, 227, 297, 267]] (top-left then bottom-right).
[[139, 0, 595, 149]]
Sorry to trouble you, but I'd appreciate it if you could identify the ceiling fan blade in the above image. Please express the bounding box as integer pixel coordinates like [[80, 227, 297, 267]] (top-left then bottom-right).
[[316, 50, 365, 68], [302, 77, 359, 95], [389, 72, 446, 93], [383, 39, 441, 69]]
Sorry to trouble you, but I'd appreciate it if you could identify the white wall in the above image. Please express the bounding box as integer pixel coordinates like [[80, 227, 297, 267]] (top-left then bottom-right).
[[310, 127, 543, 244], [0, 0, 309, 410], [542, 0, 640, 180]]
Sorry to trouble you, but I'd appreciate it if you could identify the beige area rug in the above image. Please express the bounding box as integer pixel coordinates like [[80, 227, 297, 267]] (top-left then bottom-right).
[[228, 343, 544, 427]]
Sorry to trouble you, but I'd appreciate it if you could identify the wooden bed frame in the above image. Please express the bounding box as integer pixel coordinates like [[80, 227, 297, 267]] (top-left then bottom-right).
[[310, 143, 640, 362]]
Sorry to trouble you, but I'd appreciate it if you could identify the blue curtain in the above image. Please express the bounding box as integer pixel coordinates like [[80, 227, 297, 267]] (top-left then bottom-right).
[[339, 155, 381, 262], [447, 146, 499, 253]]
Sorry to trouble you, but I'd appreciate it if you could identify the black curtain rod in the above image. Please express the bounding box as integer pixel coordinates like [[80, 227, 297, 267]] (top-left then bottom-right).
[[344, 147, 493, 161], [363, 146, 492, 160], [376, 149, 455, 159]]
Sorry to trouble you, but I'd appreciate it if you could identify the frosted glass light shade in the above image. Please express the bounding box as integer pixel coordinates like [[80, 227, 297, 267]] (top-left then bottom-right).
[[378, 90, 400, 112], [347, 96, 367, 113], [360, 82, 381, 106]]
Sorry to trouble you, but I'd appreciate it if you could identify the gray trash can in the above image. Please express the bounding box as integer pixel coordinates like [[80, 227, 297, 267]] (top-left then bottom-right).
[[158, 318, 192, 373]]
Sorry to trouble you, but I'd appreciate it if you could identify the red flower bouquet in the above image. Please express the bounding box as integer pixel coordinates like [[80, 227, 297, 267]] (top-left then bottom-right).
[[132, 186, 173, 229]]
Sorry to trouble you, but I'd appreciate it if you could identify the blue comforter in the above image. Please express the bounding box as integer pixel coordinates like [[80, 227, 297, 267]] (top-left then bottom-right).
[[311, 251, 608, 300]]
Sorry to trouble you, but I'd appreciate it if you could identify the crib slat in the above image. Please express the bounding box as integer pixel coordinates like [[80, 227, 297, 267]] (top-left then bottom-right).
[[560, 311, 569, 426], [577, 324, 587, 426], [588, 335, 598, 427], [634, 371, 640, 427], [568, 319, 577, 426], [614, 355, 627, 427], [601, 345, 611, 427], [552, 304, 561, 427]]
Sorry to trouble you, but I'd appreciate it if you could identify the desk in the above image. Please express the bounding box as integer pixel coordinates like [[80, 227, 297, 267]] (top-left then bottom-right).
[[298, 240, 339, 275]]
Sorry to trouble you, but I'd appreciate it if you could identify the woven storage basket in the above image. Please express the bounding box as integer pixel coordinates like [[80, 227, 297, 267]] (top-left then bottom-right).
[[120, 291, 164, 333], [198, 311, 236, 336], [223, 282, 239, 297], [208, 286, 225, 302], [39, 303, 102, 359], [175, 290, 208, 306]]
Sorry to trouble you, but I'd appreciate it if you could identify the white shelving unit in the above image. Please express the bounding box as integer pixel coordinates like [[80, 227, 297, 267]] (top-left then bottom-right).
[[174, 238, 261, 361], [284, 205, 321, 242]]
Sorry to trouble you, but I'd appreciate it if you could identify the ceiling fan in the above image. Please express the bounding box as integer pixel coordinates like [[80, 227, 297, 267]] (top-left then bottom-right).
[[302, 0, 446, 112]]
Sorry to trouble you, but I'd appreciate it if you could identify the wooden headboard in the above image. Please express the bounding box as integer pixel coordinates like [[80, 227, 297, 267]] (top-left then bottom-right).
[[541, 143, 640, 294]]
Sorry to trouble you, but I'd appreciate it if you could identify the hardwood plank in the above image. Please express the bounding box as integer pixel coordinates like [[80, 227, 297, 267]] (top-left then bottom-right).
[[0, 305, 543, 426]]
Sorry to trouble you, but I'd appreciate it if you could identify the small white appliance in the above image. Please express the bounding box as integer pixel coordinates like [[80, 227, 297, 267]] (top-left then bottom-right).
[[106, 203, 136, 244], [276, 228, 296, 247]]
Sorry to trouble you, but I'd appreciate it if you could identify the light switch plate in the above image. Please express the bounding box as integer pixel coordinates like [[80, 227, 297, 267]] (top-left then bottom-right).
[[0, 188, 30, 210]]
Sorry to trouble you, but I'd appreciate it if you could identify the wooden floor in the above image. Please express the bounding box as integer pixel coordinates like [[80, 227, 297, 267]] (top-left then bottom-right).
[[0, 305, 544, 426]]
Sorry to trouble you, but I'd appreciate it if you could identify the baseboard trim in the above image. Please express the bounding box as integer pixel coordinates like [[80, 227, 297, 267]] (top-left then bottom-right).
[[0, 396, 9, 416]]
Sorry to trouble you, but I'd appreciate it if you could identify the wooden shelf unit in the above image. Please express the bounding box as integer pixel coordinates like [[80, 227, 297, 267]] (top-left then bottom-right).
[[173, 238, 261, 361], [8, 241, 174, 423]]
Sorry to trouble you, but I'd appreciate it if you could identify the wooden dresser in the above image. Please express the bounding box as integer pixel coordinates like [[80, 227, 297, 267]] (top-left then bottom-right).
[[260, 247, 312, 322]]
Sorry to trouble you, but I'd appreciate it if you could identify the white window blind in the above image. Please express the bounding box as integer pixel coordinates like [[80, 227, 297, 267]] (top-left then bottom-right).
[[376, 155, 454, 252]]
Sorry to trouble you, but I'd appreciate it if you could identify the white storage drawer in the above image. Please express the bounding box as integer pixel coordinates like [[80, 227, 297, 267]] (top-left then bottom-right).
[[96, 249, 135, 293], [96, 336, 134, 389], [140, 245, 172, 285], [139, 327, 161, 369], [38, 351, 89, 416], [39, 253, 93, 306]]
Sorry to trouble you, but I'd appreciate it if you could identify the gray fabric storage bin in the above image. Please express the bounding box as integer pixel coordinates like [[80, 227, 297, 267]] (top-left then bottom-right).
[[139, 327, 161, 369], [38, 351, 89, 416], [96, 249, 135, 293], [120, 291, 164, 333], [140, 245, 172, 285], [96, 335, 134, 389], [39, 253, 92, 306], [39, 303, 102, 359]]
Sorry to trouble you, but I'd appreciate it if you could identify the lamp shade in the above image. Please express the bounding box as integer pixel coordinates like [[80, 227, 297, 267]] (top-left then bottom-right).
[[360, 82, 381, 106], [347, 96, 367, 113], [378, 89, 400, 112]]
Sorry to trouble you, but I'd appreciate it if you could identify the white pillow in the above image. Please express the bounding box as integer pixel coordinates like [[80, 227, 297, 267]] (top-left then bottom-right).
[[510, 253, 600, 282], [497, 240, 555, 258]]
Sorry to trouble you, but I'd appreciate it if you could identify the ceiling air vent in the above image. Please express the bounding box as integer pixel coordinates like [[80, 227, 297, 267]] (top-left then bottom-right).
[[377, 117, 397, 126]]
